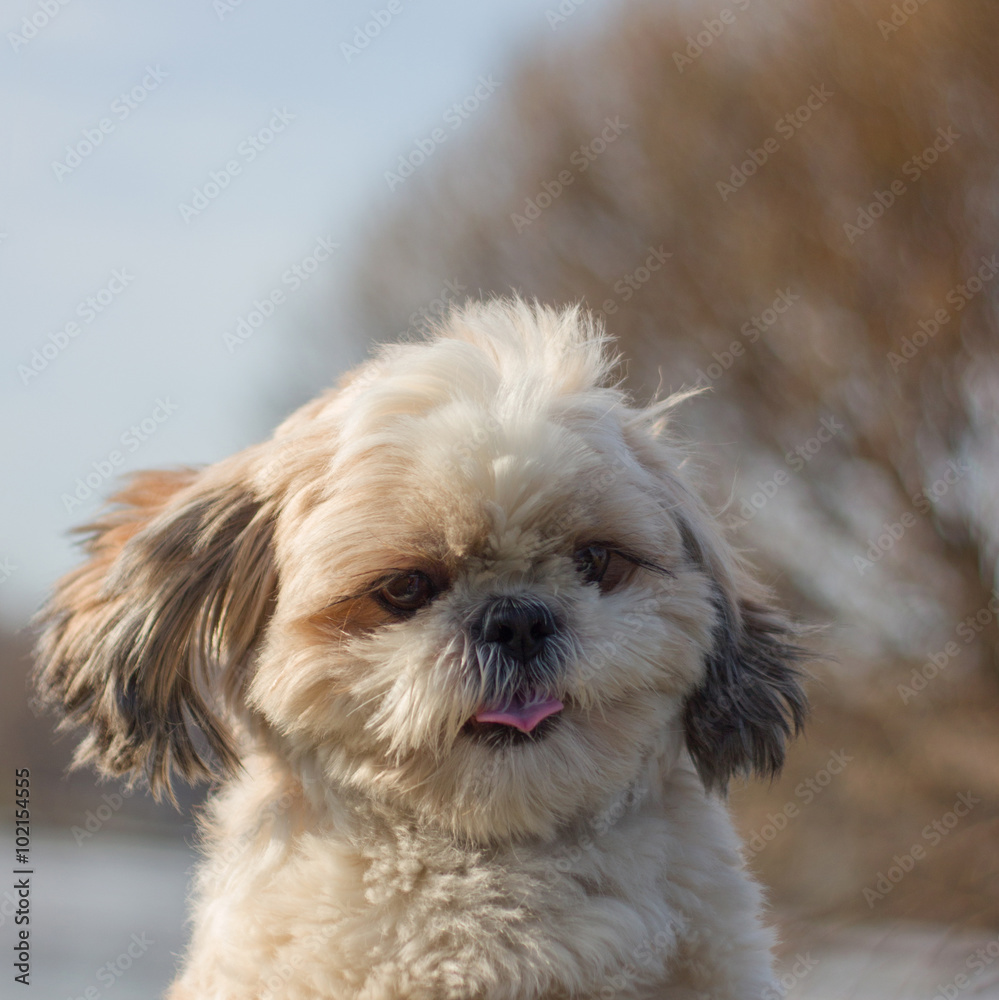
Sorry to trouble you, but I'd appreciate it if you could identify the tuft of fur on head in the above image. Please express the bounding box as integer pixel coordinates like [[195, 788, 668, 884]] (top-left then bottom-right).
[[34, 297, 807, 834]]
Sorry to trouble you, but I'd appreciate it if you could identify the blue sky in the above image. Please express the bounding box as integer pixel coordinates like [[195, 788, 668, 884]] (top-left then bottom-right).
[[0, 0, 613, 625]]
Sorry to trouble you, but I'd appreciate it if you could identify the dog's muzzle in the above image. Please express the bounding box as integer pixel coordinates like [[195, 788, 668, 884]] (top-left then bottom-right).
[[467, 595, 564, 736]]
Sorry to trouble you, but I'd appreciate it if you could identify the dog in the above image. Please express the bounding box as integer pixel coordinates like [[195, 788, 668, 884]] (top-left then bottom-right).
[[36, 299, 807, 999]]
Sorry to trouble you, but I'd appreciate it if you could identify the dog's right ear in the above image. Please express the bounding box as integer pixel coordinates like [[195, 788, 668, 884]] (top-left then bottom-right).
[[33, 461, 277, 802]]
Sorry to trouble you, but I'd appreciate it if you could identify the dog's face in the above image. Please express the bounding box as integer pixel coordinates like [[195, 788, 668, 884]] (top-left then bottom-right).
[[35, 301, 805, 843]]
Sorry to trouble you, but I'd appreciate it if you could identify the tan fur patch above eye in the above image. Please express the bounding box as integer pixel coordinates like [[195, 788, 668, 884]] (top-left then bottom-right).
[[305, 595, 399, 641]]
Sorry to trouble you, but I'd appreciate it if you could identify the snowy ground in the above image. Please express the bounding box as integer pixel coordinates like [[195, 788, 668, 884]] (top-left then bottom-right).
[[10, 830, 999, 999], [776, 922, 999, 999], [11, 829, 192, 1000]]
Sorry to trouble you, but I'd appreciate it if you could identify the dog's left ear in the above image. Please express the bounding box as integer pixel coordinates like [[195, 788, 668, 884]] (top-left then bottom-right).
[[33, 459, 277, 801], [682, 588, 808, 793], [620, 408, 808, 794]]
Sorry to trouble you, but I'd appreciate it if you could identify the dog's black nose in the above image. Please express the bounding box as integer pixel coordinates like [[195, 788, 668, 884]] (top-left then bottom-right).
[[479, 597, 556, 663]]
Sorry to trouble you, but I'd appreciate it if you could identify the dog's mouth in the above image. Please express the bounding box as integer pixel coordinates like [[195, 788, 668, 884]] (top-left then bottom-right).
[[463, 692, 564, 745]]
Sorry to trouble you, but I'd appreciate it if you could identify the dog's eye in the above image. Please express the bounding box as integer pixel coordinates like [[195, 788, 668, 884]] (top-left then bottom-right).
[[376, 571, 437, 613], [573, 545, 611, 586]]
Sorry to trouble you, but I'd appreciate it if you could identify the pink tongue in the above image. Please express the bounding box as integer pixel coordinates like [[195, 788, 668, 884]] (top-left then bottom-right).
[[474, 696, 563, 733]]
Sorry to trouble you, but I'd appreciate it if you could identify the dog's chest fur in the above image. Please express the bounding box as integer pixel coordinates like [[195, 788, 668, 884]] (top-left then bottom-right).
[[171, 755, 775, 1000]]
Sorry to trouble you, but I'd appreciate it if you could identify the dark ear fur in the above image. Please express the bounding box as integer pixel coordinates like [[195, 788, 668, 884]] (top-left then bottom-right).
[[620, 407, 808, 792], [33, 466, 277, 802], [683, 589, 808, 793]]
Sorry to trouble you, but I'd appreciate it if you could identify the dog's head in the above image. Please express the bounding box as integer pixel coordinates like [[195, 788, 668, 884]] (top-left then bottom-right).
[[35, 300, 806, 840]]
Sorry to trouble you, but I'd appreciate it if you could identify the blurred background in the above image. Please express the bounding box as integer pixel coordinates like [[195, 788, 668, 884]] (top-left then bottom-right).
[[3, 1, 998, 997]]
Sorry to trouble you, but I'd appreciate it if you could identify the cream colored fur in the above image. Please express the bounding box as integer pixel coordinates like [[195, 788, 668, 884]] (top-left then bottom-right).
[[36, 299, 806, 998]]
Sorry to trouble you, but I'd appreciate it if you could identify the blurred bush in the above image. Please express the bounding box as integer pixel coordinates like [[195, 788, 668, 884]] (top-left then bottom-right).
[[347, 0, 999, 928]]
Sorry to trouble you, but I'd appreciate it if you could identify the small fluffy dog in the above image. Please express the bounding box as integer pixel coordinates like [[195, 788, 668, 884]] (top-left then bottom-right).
[[37, 300, 807, 999]]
